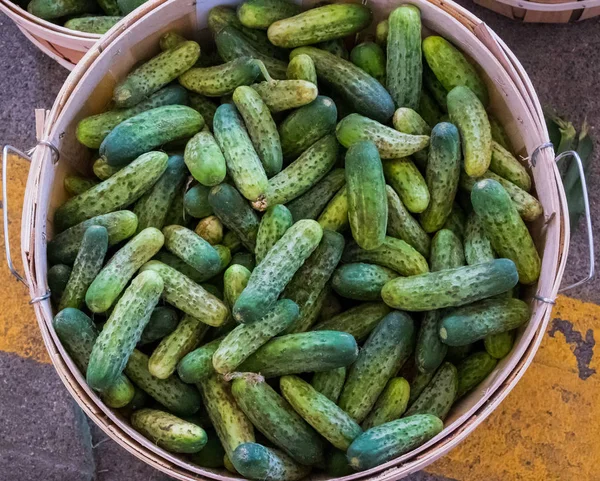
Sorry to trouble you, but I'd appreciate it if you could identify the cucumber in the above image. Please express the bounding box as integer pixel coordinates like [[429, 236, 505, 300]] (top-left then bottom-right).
[[471, 179, 541, 284], [133, 154, 188, 232], [64, 175, 98, 196], [233, 220, 323, 323], [314, 302, 390, 342], [138, 307, 179, 346], [116, 0, 146, 14], [64, 16, 121, 34], [255, 205, 293, 264], [212, 299, 299, 373], [490, 141, 531, 191], [53, 308, 134, 408], [163, 225, 222, 278], [383, 157, 429, 214], [464, 212, 495, 265], [382, 258, 518, 312], [92, 157, 122, 180], [224, 264, 252, 310], [429, 229, 465, 272], [267, 4, 372, 48], [423, 36, 489, 106], [447, 86, 492, 177], [198, 375, 255, 459], [423, 62, 448, 112], [342, 236, 429, 276], [282, 230, 345, 333], [317, 185, 348, 232], [87, 271, 164, 392], [251, 79, 318, 113], [311, 367, 346, 403], [184, 184, 212, 219], [231, 252, 256, 271], [408, 370, 435, 406], [332, 263, 397, 301], [140, 261, 229, 327], [28, 0, 97, 20], [386, 186, 430, 257], [386, 5, 422, 110], [85, 227, 164, 313], [113, 41, 200, 108], [485, 330, 515, 359], [362, 377, 410, 430], [54, 152, 168, 232], [440, 297, 530, 346], [443, 203, 467, 240], [238, 331, 358, 377], [208, 183, 260, 251], [346, 141, 388, 250], [281, 375, 362, 450], [213, 103, 269, 203], [189, 93, 218, 129], [420, 122, 462, 232], [231, 374, 325, 465], [350, 42, 386, 85], [223, 231, 243, 253], [152, 250, 206, 283], [286, 54, 317, 85], [316, 39, 349, 59], [159, 31, 187, 50], [336, 114, 429, 159], [48, 264, 72, 306], [233, 86, 283, 177], [376, 19, 388, 46], [131, 409, 207, 453], [195, 216, 224, 245], [189, 430, 226, 468], [289, 47, 395, 123], [232, 443, 311, 481], [456, 351, 498, 398], [404, 362, 457, 419], [326, 449, 354, 477], [179, 57, 262, 97], [184, 132, 227, 186], [238, 0, 302, 29], [339, 311, 415, 423], [286, 168, 345, 221], [489, 115, 513, 152], [177, 338, 222, 383], [418, 89, 443, 127], [393, 109, 431, 138]]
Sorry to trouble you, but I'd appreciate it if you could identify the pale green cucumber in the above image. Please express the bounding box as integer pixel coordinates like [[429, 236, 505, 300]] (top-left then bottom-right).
[[311, 367, 346, 403], [237, 0, 302, 29], [286, 54, 317, 84], [64, 175, 98, 196], [317, 185, 348, 232], [255, 205, 293, 264], [383, 157, 429, 214], [392, 107, 431, 170], [490, 141, 531, 191], [484, 330, 515, 359], [184, 132, 227, 187], [350, 42, 386, 85], [251, 79, 318, 113], [163, 225, 222, 278]]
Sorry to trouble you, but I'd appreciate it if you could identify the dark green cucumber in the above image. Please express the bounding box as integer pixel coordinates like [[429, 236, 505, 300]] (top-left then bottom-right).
[[255, 205, 293, 264], [332, 263, 397, 301], [232, 443, 311, 481], [420, 122, 462, 232], [326, 449, 354, 477], [440, 297, 530, 346], [184, 184, 212, 219], [286, 54, 317, 85], [316, 39, 349, 59], [362, 377, 410, 430], [456, 351, 498, 398], [443, 203, 467, 240], [429, 229, 465, 272], [464, 212, 495, 265], [113, 41, 200, 108], [339, 311, 415, 423], [238, 331, 359, 378], [317, 185, 348, 232], [48, 264, 72, 306], [28, 0, 97, 20], [163, 225, 222, 279], [386, 186, 430, 258], [231, 252, 256, 271], [404, 362, 457, 419], [138, 306, 179, 346], [189, 93, 218, 129], [194, 215, 224, 245], [177, 338, 222, 383], [116, 0, 145, 14], [350, 42, 386, 85], [286, 168, 345, 221], [189, 430, 226, 468], [64, 175, 98, 195], [238, 0, 302, 29], [418, 89, 443, 127], [490, 141, 531, 191], [250, 79, 318, 113], [54, 152, 168, 232], [313, 302, 391, 342], [311, 367, 346, 403], [289, 47, 395, 123], [383, 157, 429, 214], [484, 330, 515, 359], [184, 132, 227, 187], [65, 16, 121, 34]]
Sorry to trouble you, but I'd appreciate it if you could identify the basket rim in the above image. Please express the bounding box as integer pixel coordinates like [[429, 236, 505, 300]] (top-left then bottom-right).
[[481, 0, 600, 12]]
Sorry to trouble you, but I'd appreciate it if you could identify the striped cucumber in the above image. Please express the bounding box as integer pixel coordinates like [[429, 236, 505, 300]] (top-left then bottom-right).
[[138, 307, 179, 346], [286, 168, 345, 221], [48, 264, 72, 306], [177, 338, 222, 383], [238, 0, 302, 29], [286, 54, 317, 84], [484, 330, 515, 359], [350, 42, 386, 85], [404, 362, 457, 420], [456, 351, 498, 398], [314, 302, 391, 342], [184, 132, 227, 187], [386, 186, 430, 257], [383, 157, 429, 214], [490, 141, 531, 191], [311, 367, 346, 403], [163, 225, 222, 278], [195, 216, 224, 245], [317, 185, 348, 232], [332, 263, 398, 301], [464, 212, 495, 265], [250, 79, 318, 113], [362, 377, 410, 430], [232, 443, 311, 481], [255, 205, 294, 264]]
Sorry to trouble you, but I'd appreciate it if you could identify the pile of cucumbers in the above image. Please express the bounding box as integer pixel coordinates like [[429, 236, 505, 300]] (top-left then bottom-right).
[[48, 1, 543, 479]]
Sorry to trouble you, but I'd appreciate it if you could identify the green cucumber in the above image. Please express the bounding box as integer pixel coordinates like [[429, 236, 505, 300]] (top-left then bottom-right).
[[231, 252, 256, 271], [443, 203, 467, 240], [184, 184, 212, 219], [223, 231, 243, 253], [152, 250, 206, 283], [408, 370, 434, 406], [316, 39, 349, 59], [456, 351, 498, 398], [404, 362, 457, 419], [313, 302, 390, 342], [362, 377, 410, 430], [429, 229, 465, 272], [311, 367, 346, 403], [350, 42, 386, 85], [255, 205, 293, 264], [64, 175, 98, 195], [489, 115, 513, 152], [28, 0, 98, 20], [238, 331, 358, 377], [326, 449, 354, 477], [490, 141, 531, 191], [92, 157, 122, 180], [159, 31, 186, 50], [336, 113, 429, 159], [113, 41, 200, 108], [464, 212, 495, 265], [418, 89, 443, 127], [484, 330, 515, 359], [224, 264, 251, 309], [386, 185, 430, 257], [184, 132, 227, 186], [54, 152, 168, 232], [267, 4, 372, 48], [339, 311, 415, 423], [392, 107, 431, 172], [195, 216, 224, 245], [286, 168, 345, 221], [440, 297, 530, 346], [420, 122, 462, 232], [116, 0, 146, 14], [376, 18, 388, 45], [189, 93, 218, 129], [386, 5, 422, 110], [189, 430, 226, 468], [48, 264, 72, 306], [250, 79, 318, 113], [238, 0, 301, 29], [162, 225, 222, 278], [423, 62, 448, 112], [383, 157, 429, 214], [286, 54, 317, 84], [471, 179, 541, 284], [332, 263, 397, 301], [232, 443, 311, 481], [65, 16, 121, 33], [138, 307, 179, 346], [177, 338, 222, 383], [317, 185, 348, 232]]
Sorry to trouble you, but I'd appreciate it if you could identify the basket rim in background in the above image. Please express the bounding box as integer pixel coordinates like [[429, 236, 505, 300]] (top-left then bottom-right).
[[473, 0, 600, 22]]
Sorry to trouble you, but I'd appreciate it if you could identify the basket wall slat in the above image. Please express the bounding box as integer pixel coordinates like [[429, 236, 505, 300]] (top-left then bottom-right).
[[474, 0, 600, 22]]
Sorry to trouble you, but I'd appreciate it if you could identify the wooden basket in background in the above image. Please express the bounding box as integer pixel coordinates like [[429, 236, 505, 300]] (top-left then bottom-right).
[[473, 0, 600, 23]]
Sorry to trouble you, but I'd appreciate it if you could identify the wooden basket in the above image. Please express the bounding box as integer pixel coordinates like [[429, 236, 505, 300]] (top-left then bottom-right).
[[473, 0, 600, 23], [10, 0, 575, 478]]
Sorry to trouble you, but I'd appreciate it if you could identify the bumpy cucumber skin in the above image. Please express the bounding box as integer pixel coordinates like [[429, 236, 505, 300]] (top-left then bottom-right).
[[54, 152, 168, 232], [408, 370, 435, 406], [28, 0, 97, 20], [233, 86, 283, 177], [350, 42, 386, 85], [85, 227, 164, 313], [232, 374, 325, 465], [314, 302, 391, 342], [232, 443, 311, 481], [133, 154, 187, 232], [281, 375, 362, 450], [311, 367, 346, 403], [391, 107, 430, 170], [64, 175, 98, 196], [317, 185, 349, 232], [339, 311, 415, 423], [332, 263, 397, 301], [159, 31, 187, 50], [464, 212, 495, 265], [484, 330, 515, 359], [386, 5, 422, 110], [177, 338, 222, 383], [113, 41, 200, 108], [268, 4, 372, 48], [189, 93, 218, 129], [255, 205, 294, 264], [184, 184, 213, 219], [233, 220, 323, 323], [418, 89, 443, 127], [238, 331, 359, 378], [383, 157, 429, 214], [471, 179, 541, 284], [447, 86, 491, 178], [287, 168, 345, 221], [346, 141, 388, 250], [362, 377, 410, 430], [238, 0, 302, 29], [138, 306, 179, 346], [347, 414, 443, 471], [184, 132, 227, 187], [429, 229, 465, 272], [382, 258, 518, 312], [163, 225, 222, 278], [423, 36, 489, 106], [251, 79, 318, 113], [59, 226, 108, 311], [386, 186, 431, 258], [87, 271, 164, 392], [456, 351, 498, 398], [290, 47, 395, 123], [152, 251, 206, 283], [48, 264, 72, 306], [131, 409, 207, 454], [179, 57, 261, 97], [420, 122, 462, 232], [140, 261, 229, 327], [286, 54, 317, 85], [489, 115, 512, 152], [342, 236, 429, 277], [423, 62, 448, 112], [223, 264, 251, 310], [209, 183, 261, 252], [442, 203, 467, 240], [195, 216, 224, 245], [223, 231, 243, 253], [213, 103, 269, 203], [93, 157, 122, 180], [65, 16, 121, 34], [440, 297, 530, 346], [490, 141, 531, 191], [404, 362, 457, 420]]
